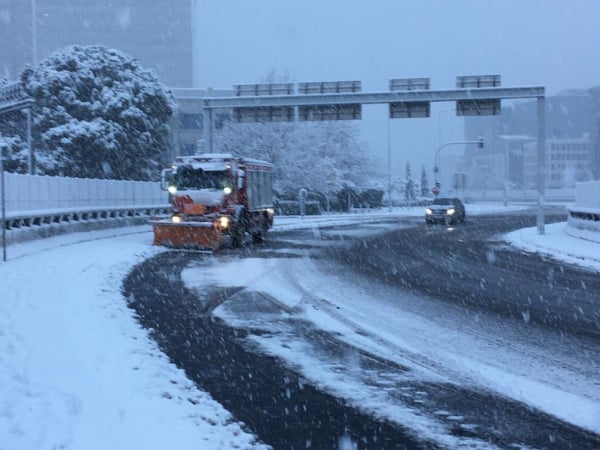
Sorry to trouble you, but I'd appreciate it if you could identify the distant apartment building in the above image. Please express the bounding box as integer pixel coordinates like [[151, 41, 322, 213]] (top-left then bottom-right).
[[0, 0, 194, 87], [523, 135, 593, 188]]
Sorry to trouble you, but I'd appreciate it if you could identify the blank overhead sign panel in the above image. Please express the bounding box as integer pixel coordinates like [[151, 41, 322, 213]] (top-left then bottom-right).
[[298, 81, 362, 121], [234, 83, 294, 96], [297, 81, 361, 94], [389, 77, 430, 118], [233, 83, 295, 123], [298, 104, 361, 121], [233, 106, 294, 123], [456, 99, 501, 116], [455, 75, 502, 116]]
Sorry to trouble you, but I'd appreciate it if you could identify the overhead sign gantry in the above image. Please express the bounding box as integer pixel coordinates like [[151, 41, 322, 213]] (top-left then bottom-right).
[[201, 75, 546, 234]]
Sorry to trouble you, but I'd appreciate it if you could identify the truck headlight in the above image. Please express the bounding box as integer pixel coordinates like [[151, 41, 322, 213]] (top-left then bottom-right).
[[171, 214, 182, 224], [218, 216, 230, 229], [425, 208, 432, 215], [447, 208, 455, 215], [167, 185, 177, 195], [223, 186, 232, 195]]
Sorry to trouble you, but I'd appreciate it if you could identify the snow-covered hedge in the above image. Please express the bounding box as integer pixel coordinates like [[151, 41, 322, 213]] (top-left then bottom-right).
[[4, 172, 166, 213]]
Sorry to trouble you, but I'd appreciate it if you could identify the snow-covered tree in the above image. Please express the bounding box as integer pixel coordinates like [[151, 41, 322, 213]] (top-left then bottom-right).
[[216, 119, 372, 199], [420, 164, 429, 197], [404, 161, 415, 202], [20, 45, 176, 180], [0, 78, 29, 173]]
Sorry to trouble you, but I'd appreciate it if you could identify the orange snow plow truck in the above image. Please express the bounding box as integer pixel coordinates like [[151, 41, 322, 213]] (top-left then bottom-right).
[[151, 153, 274, 250]]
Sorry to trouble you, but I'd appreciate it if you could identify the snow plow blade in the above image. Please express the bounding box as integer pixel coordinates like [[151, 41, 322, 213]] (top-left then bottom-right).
[[151, 220, 222, 251]]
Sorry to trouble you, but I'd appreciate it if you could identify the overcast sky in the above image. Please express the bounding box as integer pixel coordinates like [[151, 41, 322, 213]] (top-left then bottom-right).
[[194, 0, 600, 176]]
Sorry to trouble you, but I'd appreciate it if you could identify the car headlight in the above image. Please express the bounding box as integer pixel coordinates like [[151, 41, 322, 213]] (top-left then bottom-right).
[[447, 208, 455, 215], [425, 208, 432, 215], [218, 216, 230, 229], [167, 185, 177, 195], [171, 214, 182, 224]]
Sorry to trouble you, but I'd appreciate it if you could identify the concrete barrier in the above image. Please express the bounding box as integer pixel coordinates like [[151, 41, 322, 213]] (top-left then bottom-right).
[[567, 181, 600, 234]]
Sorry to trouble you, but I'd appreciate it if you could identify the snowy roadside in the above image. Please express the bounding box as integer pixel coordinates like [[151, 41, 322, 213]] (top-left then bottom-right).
[[503, 222, 600, 272], [272, 202, 530, 230], [0, 228, 269, 450]]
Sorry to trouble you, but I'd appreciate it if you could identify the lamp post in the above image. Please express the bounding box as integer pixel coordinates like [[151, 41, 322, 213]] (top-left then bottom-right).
[[31, 0, 37, 65]]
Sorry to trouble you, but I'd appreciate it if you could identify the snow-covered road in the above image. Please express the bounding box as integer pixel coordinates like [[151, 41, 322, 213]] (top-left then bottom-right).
[[183, 217, 600, 448]]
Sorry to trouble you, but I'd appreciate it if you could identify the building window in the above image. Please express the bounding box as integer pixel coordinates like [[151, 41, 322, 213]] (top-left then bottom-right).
[[214, 113, 231, 130], [179, 113, 203, 130]]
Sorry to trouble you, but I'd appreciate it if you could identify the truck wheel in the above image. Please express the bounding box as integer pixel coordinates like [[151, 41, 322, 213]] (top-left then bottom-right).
[[231, 212, 248, 248], [231, 225, 244, 248], [252, 221, 269, 243]]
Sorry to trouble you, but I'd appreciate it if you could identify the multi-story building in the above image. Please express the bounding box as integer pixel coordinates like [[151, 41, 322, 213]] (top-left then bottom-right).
[[523, 135, 593, 188], [0, 0, 194, 87]]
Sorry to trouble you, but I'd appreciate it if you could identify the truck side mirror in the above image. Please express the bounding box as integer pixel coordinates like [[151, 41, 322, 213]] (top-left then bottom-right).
[[237, 169, 245, 189], [160, 169, 172, 191]]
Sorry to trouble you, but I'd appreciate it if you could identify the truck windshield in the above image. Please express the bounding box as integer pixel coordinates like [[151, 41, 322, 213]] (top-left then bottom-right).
[[173, 167, 229, 190]]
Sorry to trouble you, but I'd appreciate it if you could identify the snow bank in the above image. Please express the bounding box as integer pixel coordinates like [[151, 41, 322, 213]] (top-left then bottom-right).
[[504, 222, 600, 271]]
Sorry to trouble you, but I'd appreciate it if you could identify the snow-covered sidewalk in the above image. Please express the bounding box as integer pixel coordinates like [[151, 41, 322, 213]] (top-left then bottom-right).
[[0, 228, 268, 450]]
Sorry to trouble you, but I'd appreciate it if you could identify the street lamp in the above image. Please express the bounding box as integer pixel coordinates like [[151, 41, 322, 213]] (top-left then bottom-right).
[[433, 138, 483, 192], [31, 0, 37, 65]]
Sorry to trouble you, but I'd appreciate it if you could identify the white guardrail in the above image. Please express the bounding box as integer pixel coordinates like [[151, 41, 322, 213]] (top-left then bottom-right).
[[1, 173, 170, 244]]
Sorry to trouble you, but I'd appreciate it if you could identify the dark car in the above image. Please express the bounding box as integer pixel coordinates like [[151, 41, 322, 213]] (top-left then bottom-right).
[[425, 197, 466, 224]]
